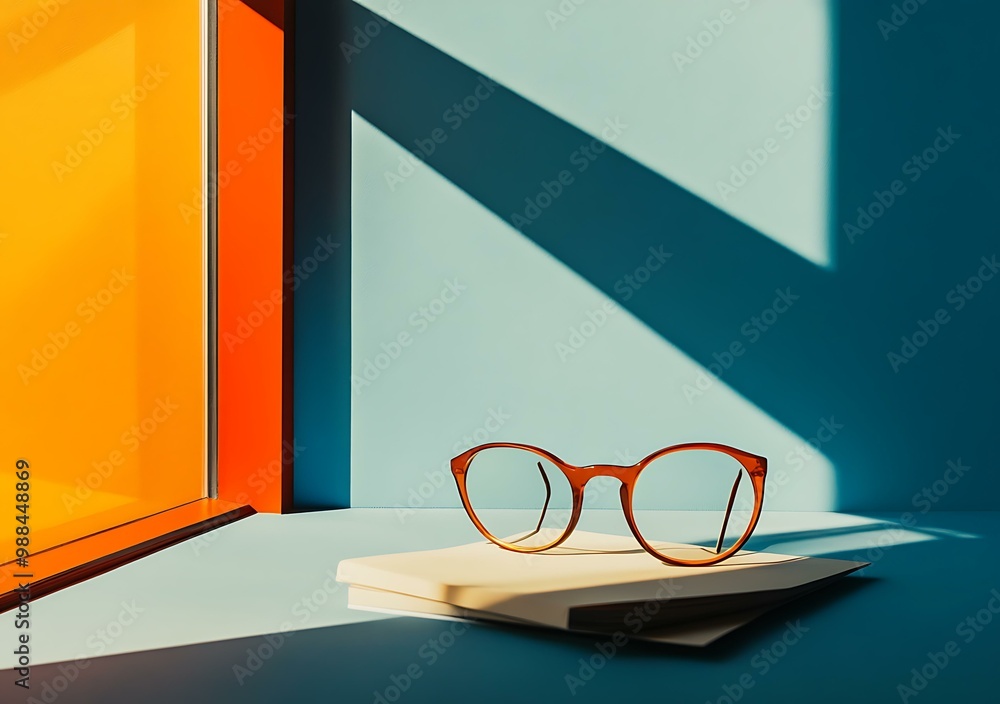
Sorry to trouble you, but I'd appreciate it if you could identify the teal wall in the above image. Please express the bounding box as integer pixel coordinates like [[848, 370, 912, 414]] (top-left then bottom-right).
[[295, 0, 1000, 512]]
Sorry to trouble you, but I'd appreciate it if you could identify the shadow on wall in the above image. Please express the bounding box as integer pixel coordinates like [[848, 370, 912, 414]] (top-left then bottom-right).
[[293, 0, 353, 508], [339, 1, 999, 511]]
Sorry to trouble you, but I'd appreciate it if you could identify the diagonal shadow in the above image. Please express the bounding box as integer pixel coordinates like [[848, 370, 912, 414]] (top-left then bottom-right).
[[10, 514, 996, 702], [3, 589, 872, 704], [347, 1, 1000, 511], [239, 0, 285, 29]]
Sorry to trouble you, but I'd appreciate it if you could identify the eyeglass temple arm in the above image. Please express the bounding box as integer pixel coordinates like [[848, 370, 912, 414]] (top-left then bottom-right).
[[507, 462, 552, 545], [715, 469, 743, 554]]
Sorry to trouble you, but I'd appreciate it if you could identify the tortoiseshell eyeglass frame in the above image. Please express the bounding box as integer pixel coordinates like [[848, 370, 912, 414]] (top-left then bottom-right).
[[451, 442, 767, 567]]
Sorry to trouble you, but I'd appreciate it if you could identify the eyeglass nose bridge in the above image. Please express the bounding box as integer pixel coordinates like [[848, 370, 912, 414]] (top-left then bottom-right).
[[569, 463, 639, 484]]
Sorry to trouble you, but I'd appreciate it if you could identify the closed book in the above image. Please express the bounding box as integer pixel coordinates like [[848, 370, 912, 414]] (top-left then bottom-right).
[[337, 531, 866, 643]]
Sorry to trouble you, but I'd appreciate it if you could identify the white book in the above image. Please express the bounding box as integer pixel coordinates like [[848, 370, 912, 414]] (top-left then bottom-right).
[[347, 584, 770, 647], [337, 531, 866, 645]]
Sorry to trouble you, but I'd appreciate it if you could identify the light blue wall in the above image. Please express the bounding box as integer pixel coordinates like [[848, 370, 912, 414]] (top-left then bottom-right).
[[351, 113, 835, 511], [354, 0, 834, 268], [294, 0, 1000, 512]]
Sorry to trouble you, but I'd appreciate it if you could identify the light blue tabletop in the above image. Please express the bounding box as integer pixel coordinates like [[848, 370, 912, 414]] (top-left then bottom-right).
[[5, 509, 997, 703]]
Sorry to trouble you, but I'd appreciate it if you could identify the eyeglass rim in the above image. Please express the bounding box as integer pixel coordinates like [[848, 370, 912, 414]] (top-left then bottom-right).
[[450, 442, 766, 566]]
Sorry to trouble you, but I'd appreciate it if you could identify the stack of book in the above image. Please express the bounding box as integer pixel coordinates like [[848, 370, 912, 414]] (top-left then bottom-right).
[[336, 531, 866, 646]]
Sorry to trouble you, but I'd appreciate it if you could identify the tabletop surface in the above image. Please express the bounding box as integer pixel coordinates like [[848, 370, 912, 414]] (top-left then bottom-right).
[[3, 508, 997, 704]]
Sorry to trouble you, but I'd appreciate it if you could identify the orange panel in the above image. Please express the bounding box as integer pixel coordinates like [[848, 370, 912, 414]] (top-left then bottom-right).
[[0, 499, 254, 612], [0, 1, 206, 564], [216, 0, 291, 512]]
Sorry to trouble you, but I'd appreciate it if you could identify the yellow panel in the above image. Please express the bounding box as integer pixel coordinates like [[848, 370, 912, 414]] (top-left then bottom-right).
[[0, 0, 205, 562]]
